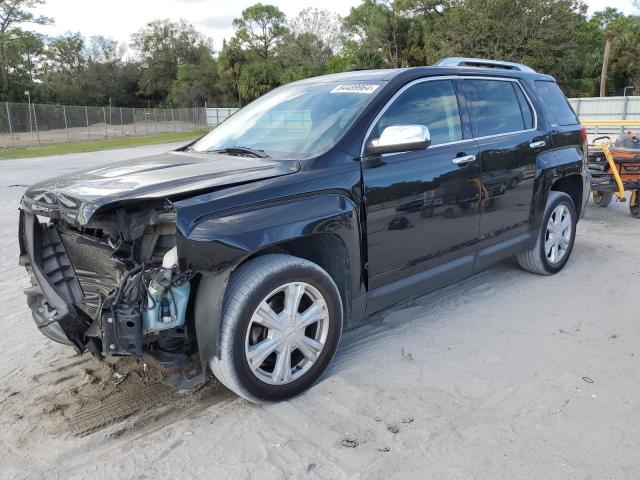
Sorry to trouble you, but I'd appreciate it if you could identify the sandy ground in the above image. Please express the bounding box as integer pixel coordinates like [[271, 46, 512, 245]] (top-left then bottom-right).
[[1, 143, 639, 479]]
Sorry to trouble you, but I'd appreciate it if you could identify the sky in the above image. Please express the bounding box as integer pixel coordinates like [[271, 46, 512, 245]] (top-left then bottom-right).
[[28, 0, 638, 52]]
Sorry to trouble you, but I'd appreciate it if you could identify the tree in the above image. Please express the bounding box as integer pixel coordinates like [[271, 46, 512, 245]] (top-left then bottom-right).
[[131, 19, 213, 102], [426, 0, 590, 94], [600, 30, 614, 97], [589, 8, 640, 97], [218, 38, 245, 107], [232, 3, 287, 62], [86, 35, 125, 64], [169, 51, 220, 107], [40, 32, 85, 103], [2, 28, 44, 99], [342, 0, 445, 68], [46, 32, 85, 71], [82, 37, 140, 106], [3, 0, 640, 108], [344, 0, 412, 68], [398, 0, 448, 65], [326, 38, 386, 73], [289, 8, 343, 54], [281, 8, 343, 79], [227, 4, 289, 103], [0, 0, 51, 99], [238, 59, 281, 100], [592, 8, 624, 97]]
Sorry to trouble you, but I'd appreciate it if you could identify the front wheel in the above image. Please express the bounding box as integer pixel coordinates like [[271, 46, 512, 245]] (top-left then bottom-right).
[[630, 190, 640, 218], [592, 190, 612, 207], [517, 191, 577, 275], [210, 254, 343, 403]]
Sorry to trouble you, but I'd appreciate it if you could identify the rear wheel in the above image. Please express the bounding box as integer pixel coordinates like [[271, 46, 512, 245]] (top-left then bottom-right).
[[210, 254, 343, 403], [592, 190, 612, 207], [517, 191, 577, 275], [630, 190, 640, 218]]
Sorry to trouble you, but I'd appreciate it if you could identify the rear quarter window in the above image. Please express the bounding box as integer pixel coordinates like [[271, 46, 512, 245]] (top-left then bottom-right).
[[534, 81, 578, 126]]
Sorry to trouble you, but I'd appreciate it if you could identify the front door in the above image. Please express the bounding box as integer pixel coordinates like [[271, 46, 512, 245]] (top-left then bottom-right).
[[362, 78, 482, 312]]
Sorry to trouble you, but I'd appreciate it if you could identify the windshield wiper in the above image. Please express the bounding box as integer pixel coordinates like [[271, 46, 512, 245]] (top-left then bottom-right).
[[206, 146, 270, 158]]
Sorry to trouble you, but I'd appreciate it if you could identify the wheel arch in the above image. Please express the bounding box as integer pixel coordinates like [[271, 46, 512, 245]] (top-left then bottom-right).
[[535, 144, 589, 221], [551, 174, 584, 217], [241, 232, 353, 327]]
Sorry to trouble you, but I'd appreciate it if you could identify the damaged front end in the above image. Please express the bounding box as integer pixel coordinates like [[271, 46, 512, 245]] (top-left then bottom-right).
[[19, 198, 194, 367]]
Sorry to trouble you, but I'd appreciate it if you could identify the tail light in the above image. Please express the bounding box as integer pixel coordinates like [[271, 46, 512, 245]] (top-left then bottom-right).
[[580, 125, 588, 145]]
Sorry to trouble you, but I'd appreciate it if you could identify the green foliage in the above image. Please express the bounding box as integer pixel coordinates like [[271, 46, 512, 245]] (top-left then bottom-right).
[[278, 32, 333, 82], [233, 3, 288, 61], [169, 51, 220, 107], [589, 9, 640, 95], [344, 0, 413, 67], [238, 60, 281, 100], [3, 29, 44, 96], [131, 19, 213, 102], [427, 0, 591, 94], [0, 0, 51, 100], [0, 0, 52, 30], [217, 38, 245, 107], [326, 39, 386, 73], [2, 0, 640, 108]]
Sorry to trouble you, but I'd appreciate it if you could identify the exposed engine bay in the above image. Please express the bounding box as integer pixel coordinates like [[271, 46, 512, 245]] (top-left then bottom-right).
[[16, 149, 301, 389], [19, 202, 196, 368]]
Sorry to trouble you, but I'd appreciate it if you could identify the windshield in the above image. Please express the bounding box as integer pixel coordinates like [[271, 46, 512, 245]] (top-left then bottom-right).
[[191, 81, 382, 160]]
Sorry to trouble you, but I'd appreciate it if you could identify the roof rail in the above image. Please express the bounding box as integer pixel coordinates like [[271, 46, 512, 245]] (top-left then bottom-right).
[[435, 57, 536, 73]]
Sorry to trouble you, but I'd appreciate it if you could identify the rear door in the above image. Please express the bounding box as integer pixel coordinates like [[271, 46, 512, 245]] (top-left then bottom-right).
[[461, 77, 549, 270]]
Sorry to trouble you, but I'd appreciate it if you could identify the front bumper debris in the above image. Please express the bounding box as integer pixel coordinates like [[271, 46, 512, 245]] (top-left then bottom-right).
[[19, 211, 91, 351]]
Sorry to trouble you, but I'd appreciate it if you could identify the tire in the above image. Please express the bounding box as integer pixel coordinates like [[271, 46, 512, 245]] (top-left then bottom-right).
[[517, 191, 577, 275], [630, 191, 640, 218], [592, 190, 612, 207], [210, 254, 343, 403]]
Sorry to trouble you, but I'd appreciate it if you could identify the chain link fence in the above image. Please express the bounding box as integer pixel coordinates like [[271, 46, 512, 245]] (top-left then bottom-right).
[[0, 102, 210, 148], [206, 107, 240, 126]]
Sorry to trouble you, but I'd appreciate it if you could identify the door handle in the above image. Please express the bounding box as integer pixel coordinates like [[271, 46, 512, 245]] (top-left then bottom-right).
[[452, 154, 476, 166], [530, 140, 546, 149]]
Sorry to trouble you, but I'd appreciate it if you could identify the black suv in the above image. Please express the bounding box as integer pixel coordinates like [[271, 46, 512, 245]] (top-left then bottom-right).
[[19, 58, 589, 403]]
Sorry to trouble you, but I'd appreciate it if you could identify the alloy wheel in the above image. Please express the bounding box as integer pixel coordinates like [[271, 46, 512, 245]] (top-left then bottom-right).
[[245, 282, 330, 385], [545, 204, 572, 264]]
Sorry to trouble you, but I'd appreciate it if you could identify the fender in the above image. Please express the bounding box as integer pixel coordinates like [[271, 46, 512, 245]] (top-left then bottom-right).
[[531, 146, 587, 235], [175, 193, 363, 373]]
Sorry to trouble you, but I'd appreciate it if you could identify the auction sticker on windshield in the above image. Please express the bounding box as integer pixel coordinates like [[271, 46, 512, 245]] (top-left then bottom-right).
[[330, 84, 380, 94]]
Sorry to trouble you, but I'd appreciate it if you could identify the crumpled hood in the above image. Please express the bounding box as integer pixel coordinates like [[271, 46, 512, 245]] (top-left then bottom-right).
[[20, 150, 300, 225]]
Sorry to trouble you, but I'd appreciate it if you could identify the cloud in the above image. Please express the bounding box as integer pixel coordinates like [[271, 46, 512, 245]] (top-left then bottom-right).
[[197, 15, 236, 30]]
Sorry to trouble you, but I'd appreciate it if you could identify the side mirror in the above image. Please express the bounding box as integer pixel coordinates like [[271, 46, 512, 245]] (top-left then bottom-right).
[[366, 124, 431, 155]]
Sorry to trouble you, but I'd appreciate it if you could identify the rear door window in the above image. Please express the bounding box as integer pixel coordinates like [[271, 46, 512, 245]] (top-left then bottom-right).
[[534, 80, 578, 126], [463, 79, 534, 137]]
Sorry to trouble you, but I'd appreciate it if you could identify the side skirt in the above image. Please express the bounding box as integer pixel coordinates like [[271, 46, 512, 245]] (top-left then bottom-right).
[[363, 230, 537, 319], [473, 230, 538, 273], [365, 254, 475, 316]]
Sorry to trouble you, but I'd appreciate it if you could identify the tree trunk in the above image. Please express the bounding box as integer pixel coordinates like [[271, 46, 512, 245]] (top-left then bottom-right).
[[600, 36, 612, 98]]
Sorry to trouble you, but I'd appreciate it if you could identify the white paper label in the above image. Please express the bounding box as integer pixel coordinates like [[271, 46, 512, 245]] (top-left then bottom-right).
[[330, 84, 379, 94]]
